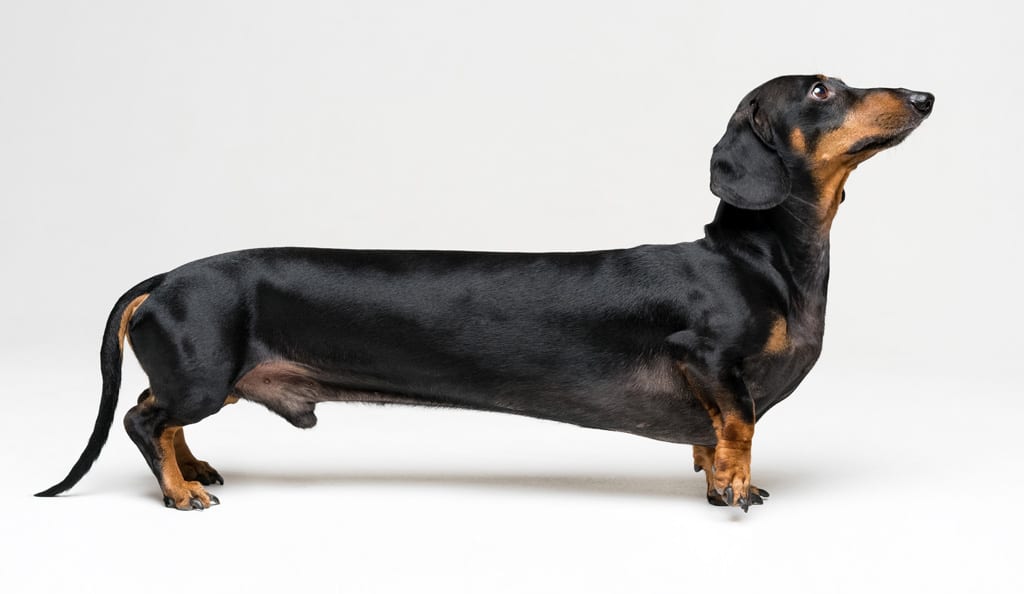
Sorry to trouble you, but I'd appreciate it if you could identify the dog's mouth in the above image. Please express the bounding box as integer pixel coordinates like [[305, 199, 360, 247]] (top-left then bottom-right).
[[846, 129, 915, 155]]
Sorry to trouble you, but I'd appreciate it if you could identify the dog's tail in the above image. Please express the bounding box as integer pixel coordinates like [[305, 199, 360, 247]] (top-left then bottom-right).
[[35, 274, 166, 497]]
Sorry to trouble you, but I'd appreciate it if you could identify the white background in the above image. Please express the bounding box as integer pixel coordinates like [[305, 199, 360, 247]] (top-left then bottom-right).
[[2, 1, 1021, 592]]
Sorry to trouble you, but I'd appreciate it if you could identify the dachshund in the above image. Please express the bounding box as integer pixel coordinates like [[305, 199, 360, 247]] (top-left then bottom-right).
[[36, 75, 933, 511]]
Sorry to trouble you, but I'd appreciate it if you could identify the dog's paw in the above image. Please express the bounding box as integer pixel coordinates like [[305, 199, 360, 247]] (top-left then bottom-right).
[[711, 442, 759, 511], [162, 481, 220, 511], [707, 484, 769, 510], [179, 458, 224, 486]]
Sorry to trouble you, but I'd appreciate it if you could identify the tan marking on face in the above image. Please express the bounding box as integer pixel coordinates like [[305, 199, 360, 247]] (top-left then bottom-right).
[[789, 128, 806, 154], [810, 91, 914, 229], [763, 316, 789, 354], [118, 293, 149, 353], [813, 92, 908, 162]]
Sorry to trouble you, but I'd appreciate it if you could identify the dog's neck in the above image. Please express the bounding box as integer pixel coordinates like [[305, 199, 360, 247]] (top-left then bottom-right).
[[704, 196, 832, 299]]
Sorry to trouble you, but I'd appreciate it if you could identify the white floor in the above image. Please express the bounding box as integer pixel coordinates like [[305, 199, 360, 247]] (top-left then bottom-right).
[[4, 357, 1020, 593]]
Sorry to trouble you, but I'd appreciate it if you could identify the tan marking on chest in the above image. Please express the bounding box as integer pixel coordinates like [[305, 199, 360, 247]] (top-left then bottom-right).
[[763, 317, 789, 354]]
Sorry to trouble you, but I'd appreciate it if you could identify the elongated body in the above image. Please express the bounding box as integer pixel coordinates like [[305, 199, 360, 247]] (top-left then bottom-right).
[[37, 75, 932, 511], [130, 238, 819, 444]]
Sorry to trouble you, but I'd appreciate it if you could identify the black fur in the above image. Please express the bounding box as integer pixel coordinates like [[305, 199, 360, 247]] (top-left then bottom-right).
[[36, 75, 933, 508], [710, 90, 793, 210]]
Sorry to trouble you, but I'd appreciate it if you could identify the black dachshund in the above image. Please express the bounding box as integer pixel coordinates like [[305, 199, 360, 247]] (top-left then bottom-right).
[[37, 75, 933, 511]]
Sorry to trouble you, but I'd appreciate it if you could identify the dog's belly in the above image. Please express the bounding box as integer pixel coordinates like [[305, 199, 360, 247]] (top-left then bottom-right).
[[232, 355, 717, 446], [209, 247, 727, 444]]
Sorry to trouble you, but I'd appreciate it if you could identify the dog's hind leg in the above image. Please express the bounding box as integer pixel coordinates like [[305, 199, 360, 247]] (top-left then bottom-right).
[[173, 427, 224, 486], [692, 444, 726, 506], [134, 389, 225, 486], [172, 395, 239, 486], [125, 388, 227, 510]]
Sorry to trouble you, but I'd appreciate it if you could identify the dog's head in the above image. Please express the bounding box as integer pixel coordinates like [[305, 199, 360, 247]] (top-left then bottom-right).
[[710, 75, 933, 224]]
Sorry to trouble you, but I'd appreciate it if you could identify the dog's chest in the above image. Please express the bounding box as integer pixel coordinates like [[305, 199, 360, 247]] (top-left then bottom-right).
[[744, 305, 826, 416]]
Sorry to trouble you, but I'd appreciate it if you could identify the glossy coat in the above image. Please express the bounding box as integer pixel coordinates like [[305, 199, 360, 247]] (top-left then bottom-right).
[[37, 75, 933, 509]]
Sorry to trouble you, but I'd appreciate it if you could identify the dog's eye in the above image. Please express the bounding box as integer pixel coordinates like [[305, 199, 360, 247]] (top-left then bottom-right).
[[810, 82, 830, 101]]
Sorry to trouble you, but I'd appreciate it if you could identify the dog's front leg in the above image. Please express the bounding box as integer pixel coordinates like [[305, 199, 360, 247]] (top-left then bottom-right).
[[672, 345, 768, 511]]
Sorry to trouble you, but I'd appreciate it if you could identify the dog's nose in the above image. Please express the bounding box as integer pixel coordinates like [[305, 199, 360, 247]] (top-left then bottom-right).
[[907, 91, 934, 115]]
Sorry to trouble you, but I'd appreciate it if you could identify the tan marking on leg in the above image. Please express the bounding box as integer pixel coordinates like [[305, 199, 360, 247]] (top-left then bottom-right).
[[763, 316, 789, 355], [118, 294, 149, 353], [224, 395, 240, 405], [678, 364, 760, 507], [171, 428, 222, 485], [158, 426, 213, 510], [693, 444, 718, 500], [678, 365, 727, 469], [712, 413, 754, 505], [693, 444, 715, 472], [678, 365, 723, 431], [172, 429, 197, 467]]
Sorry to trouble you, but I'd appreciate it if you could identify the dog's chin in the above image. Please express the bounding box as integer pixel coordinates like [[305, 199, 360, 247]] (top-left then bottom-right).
[[846, 128, 915, 155]]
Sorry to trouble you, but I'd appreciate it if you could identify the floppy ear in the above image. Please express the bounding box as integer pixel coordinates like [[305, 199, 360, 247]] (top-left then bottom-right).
[[709, 98, 791, 210]]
